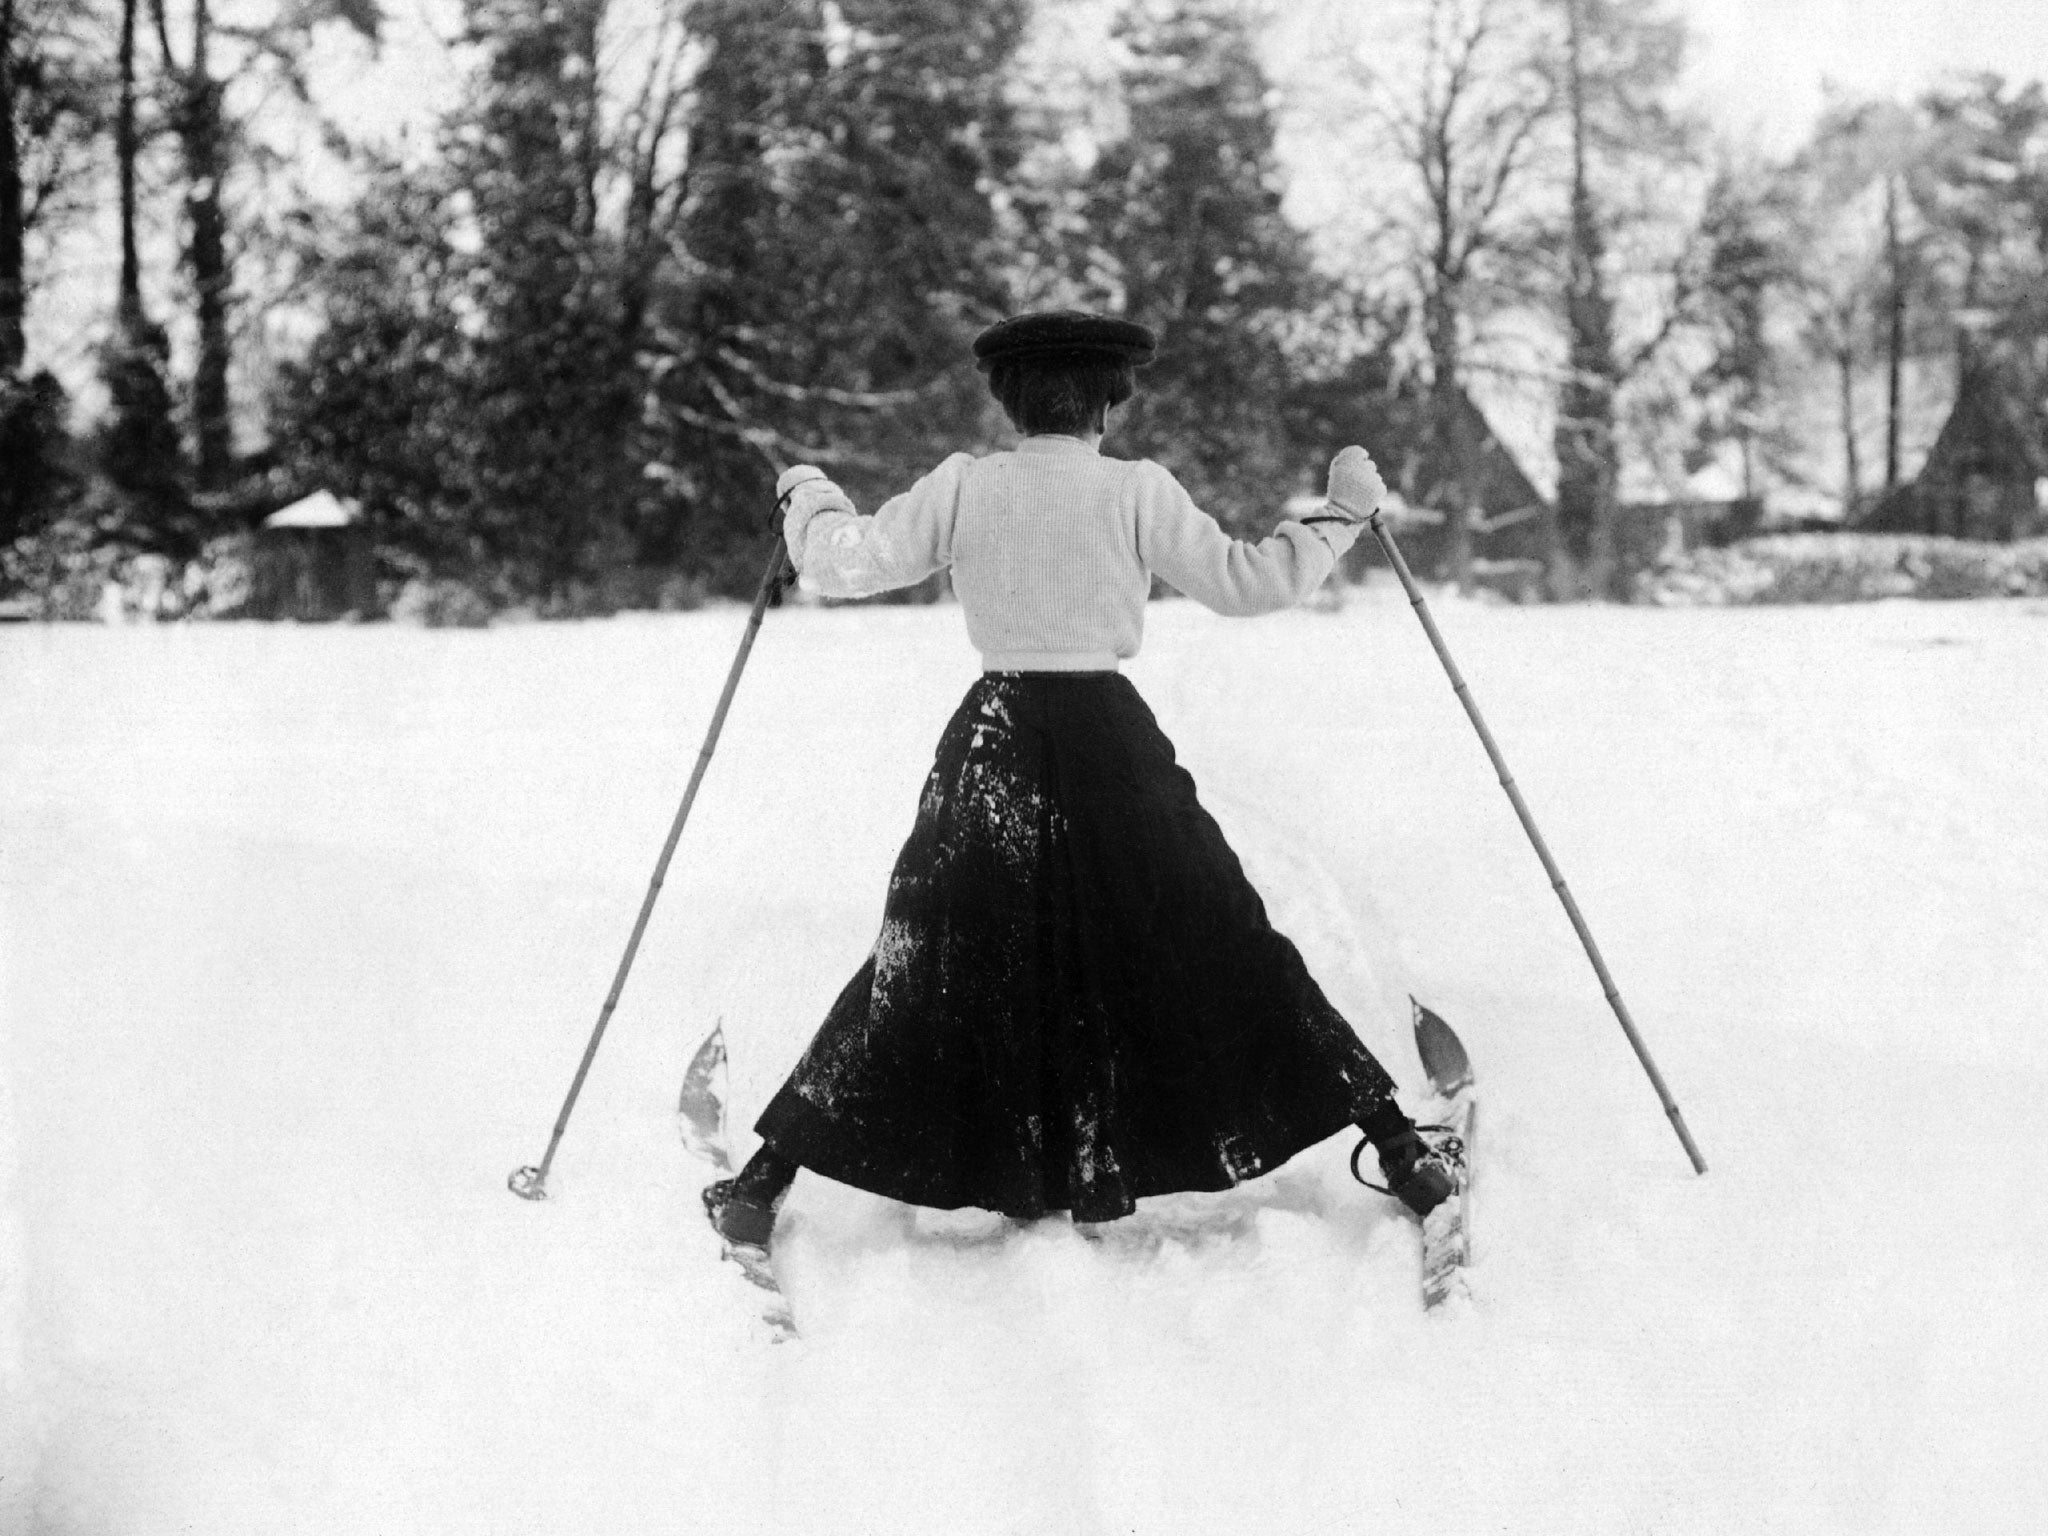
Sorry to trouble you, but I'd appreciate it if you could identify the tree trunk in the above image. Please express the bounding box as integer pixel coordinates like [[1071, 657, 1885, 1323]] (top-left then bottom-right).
[[1884, 177, 1903, 491], [185, 0, 233, 491], [0, 0, 24, 375], [570, 0, 604, 242], [118, 0, 143, 327], [1838, 339, 1861, 521], [106, 0, 185, 529], [188, 168, 232, 488], [1956, 242, 1982, 380], [1550, 0, 1618, 599], [1422, 23, 1481, 592], [157, 0, 234, 490], [1425, 251, 1468, 581], [618, 35, 679, 351]]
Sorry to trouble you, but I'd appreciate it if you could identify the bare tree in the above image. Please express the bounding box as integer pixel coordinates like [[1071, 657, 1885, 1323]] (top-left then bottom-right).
[[147, 0, 379, 492], [1340, 0, 1556, 570], [612, 0, 697, 349], [1, 0, 100, 376], [1786, 97, 1940, 519]]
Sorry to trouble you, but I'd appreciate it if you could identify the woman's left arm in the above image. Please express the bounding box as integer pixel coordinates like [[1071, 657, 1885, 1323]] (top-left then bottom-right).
[[782, 454, 974, 600]]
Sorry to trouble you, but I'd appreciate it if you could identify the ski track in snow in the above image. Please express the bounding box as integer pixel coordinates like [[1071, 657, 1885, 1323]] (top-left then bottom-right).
[[4, 590, 2047, 1534]]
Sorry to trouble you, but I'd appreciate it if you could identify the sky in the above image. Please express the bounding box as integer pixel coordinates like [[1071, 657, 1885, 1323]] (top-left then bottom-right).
[[1679, 0, 2048, 150], [310, 0, 2048, 162], [25, 0, 2048, 394]]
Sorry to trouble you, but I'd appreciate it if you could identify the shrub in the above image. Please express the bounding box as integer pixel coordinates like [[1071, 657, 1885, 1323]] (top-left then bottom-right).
[[184, 534, 258, 617], [2, 515, 121, 619], [1635, 534, 2048, 605], [387, 577, 498, 628]]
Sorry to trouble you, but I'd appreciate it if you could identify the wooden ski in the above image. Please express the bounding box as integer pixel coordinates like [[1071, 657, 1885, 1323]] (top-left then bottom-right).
[[679, 1024, 797, 1340], [1413, 998, 1475, 1310]]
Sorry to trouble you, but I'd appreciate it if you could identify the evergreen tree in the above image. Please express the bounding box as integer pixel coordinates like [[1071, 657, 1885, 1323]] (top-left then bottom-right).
[[271, 161, 474, 573], [1690, 163, 1800, 503], [1917, 76, 2048, 384], [1537, 0, 1691, 595], [278, 0, 704, 605], [656, 0, 1029, 588], [443, 0, 641, 603], [0, 364, 67, 548], [1078, 0, 1321, 531]]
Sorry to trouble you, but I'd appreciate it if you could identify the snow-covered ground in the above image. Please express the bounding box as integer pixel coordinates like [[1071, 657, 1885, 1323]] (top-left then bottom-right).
[[4, 583, 2046, 1534]]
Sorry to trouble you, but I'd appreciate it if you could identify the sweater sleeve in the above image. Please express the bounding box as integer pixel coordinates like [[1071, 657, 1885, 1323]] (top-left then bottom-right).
[[791, 453, 973, 599], [1131, 460, 1357, 615]]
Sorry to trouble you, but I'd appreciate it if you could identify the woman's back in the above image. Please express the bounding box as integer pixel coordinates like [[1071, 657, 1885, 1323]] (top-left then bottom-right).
[[950, 437, 1149, 672], [790, 435, 1351, 672]]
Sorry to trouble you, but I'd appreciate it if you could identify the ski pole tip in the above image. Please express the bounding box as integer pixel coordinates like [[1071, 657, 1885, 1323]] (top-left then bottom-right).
[[508, 1165, 549, 1201]]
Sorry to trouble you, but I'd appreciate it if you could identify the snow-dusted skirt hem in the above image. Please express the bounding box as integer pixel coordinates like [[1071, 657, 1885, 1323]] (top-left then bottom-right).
[[753, 672, 1397, 1223]]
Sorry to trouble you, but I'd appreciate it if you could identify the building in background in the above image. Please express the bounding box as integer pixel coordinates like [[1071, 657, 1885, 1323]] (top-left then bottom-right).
[[253, 491, 375, 620], [1862, 365, 2048, 542]]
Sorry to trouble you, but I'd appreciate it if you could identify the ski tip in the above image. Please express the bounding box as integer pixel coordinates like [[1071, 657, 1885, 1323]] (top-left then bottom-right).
[[679, 1021, 734, 1173], [679, 1021, 728, 1115], [1411, 997, 1474, 1096]]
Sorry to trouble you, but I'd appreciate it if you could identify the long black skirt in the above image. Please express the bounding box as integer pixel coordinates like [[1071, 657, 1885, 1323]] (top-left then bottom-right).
[[754, 672, 1399, 1223]]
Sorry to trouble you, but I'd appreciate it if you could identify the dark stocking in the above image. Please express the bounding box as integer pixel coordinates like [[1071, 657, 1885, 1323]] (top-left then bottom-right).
[[1355, 1097, 1414, 1149], [732, 1144, 800, 1204]]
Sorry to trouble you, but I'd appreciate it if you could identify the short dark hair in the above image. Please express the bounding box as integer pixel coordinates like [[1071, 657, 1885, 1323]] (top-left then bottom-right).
[[986, 351, 1137, 437]]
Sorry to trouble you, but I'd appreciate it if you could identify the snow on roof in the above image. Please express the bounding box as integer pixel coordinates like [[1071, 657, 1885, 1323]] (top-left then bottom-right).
[[1768, 483, 1844, 523], [1620, 445, 1749, 506], [263, 491, 359, 529], [1682, 456, 1748, 503]]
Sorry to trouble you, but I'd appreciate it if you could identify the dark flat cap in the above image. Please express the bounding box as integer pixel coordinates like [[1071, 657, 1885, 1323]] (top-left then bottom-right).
[[972, 310, 1158, 372]]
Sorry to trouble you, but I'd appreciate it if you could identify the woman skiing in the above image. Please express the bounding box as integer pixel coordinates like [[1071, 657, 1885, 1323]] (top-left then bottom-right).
[[703, 310, 1456, 1251]]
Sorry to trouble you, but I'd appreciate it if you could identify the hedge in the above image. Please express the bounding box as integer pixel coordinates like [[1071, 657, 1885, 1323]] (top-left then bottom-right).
[[1635, 534, 2048, 605]]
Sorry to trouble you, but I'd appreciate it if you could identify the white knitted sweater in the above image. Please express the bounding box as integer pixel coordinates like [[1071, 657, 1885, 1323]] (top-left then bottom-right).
[[785, 434, 1360, 672]]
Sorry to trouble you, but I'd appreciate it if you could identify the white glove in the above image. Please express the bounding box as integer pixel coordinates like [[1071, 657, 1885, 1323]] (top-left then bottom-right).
[[774, 464, 856, 565], [1324, 446, 1388, 522], [775, 464, 829, 500]]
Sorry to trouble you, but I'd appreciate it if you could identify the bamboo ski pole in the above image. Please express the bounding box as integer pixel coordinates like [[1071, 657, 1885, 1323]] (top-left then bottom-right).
[[1365, 511, 1708, 1176], [509, 534, 792, 1200]]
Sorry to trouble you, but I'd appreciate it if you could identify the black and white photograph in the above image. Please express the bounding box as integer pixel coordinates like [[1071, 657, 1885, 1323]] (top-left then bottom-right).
[[3, 0, 2045, 1529]]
